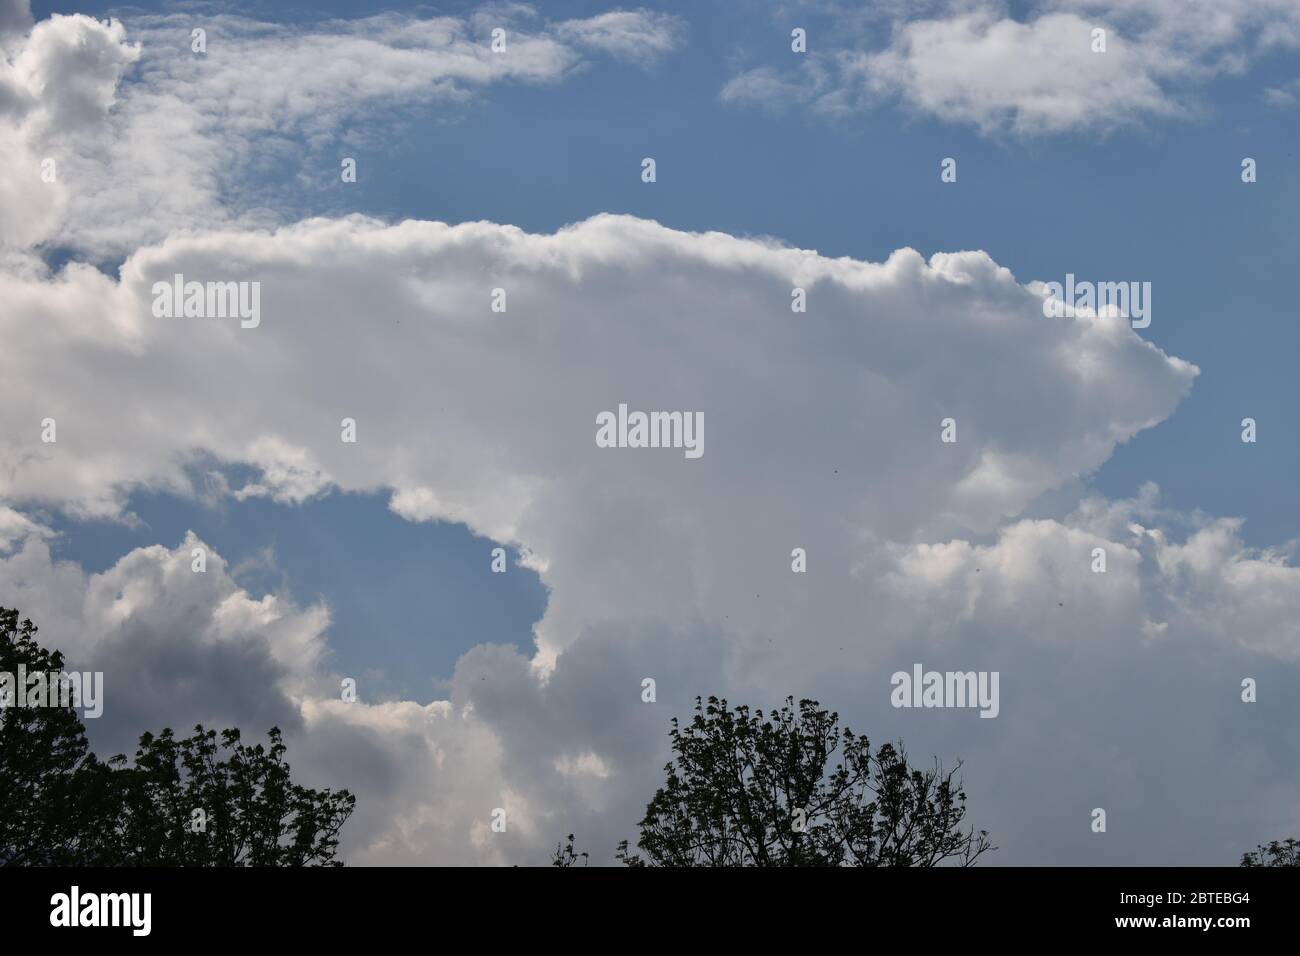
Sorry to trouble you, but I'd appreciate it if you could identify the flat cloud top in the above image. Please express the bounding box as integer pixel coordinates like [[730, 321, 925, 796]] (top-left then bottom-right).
[[3, 212, 1197, 547]]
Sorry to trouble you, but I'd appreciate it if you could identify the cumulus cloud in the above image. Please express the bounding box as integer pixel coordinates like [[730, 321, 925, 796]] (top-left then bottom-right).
[[10, 207, 1278, 865], [0, 523, 323, 756], [0, 6, 684, 257], [0, 504, 48, 551], [0, 515, 724, 864], [852, 9, 1180, 136], [722, 0, 1300, 135], [1, 2, 1295, 866], [884, 484, 1300, 664], [868, 486, 1300, 863], [0, 214, 1198, 641], [1, 477, 1296, 864], [0, 14, 137, 249]]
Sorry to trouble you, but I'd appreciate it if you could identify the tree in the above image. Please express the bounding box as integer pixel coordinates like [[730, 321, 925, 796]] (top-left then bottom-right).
[[0, 606, 354, 866], [616, 695, 993, 867], [0, 608, 121, 865], [1240, 838, 1299, 867], [550, 833, 589, 867], [104, 725, 355, 866]]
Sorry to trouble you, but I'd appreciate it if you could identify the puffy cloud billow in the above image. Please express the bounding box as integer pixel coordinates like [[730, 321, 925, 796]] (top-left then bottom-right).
[[0, 1, 1296, 865], [722, 0, 1300, 136]]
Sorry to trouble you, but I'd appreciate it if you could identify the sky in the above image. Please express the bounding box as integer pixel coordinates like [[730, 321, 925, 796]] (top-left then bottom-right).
[[2, 0, 1298, 864]]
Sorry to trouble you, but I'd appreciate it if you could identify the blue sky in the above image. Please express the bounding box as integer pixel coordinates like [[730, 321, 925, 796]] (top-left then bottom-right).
[[4, 0, 1299, 863]]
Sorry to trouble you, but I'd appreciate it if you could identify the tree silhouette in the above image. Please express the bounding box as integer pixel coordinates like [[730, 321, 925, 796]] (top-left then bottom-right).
[[1240, 838, 1299, 867], [0, 607, 354, 866], [616, 695, 993, 867], [550, 833, 589, 867], [103, 725, 354, 866], [0, 608, 120, 864]]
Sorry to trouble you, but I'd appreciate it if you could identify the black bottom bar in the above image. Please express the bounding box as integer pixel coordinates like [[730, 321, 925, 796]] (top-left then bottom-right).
[[1, 866, 1287, 941]]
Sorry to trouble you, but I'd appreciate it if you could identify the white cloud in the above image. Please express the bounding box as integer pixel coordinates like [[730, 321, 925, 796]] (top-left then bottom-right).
[[720, 60, 837, 112], [0, 14, 137, 249], [722, 0, 1300, 135], [1, 207, 1253, 864], [869, 488, 1300, 862], [1264, 77, 1300, 106], [554, 9, 685, 65], [0, 504, 48, 551], [2, 478, 1296, 864], [0, 524, 328, 752], [853, 10, 1180, 136], [885, 490, 1300, 662], [1, 2, 1295, 866], [0, 214, 1198, 642], [0, 6, 684, 258]]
